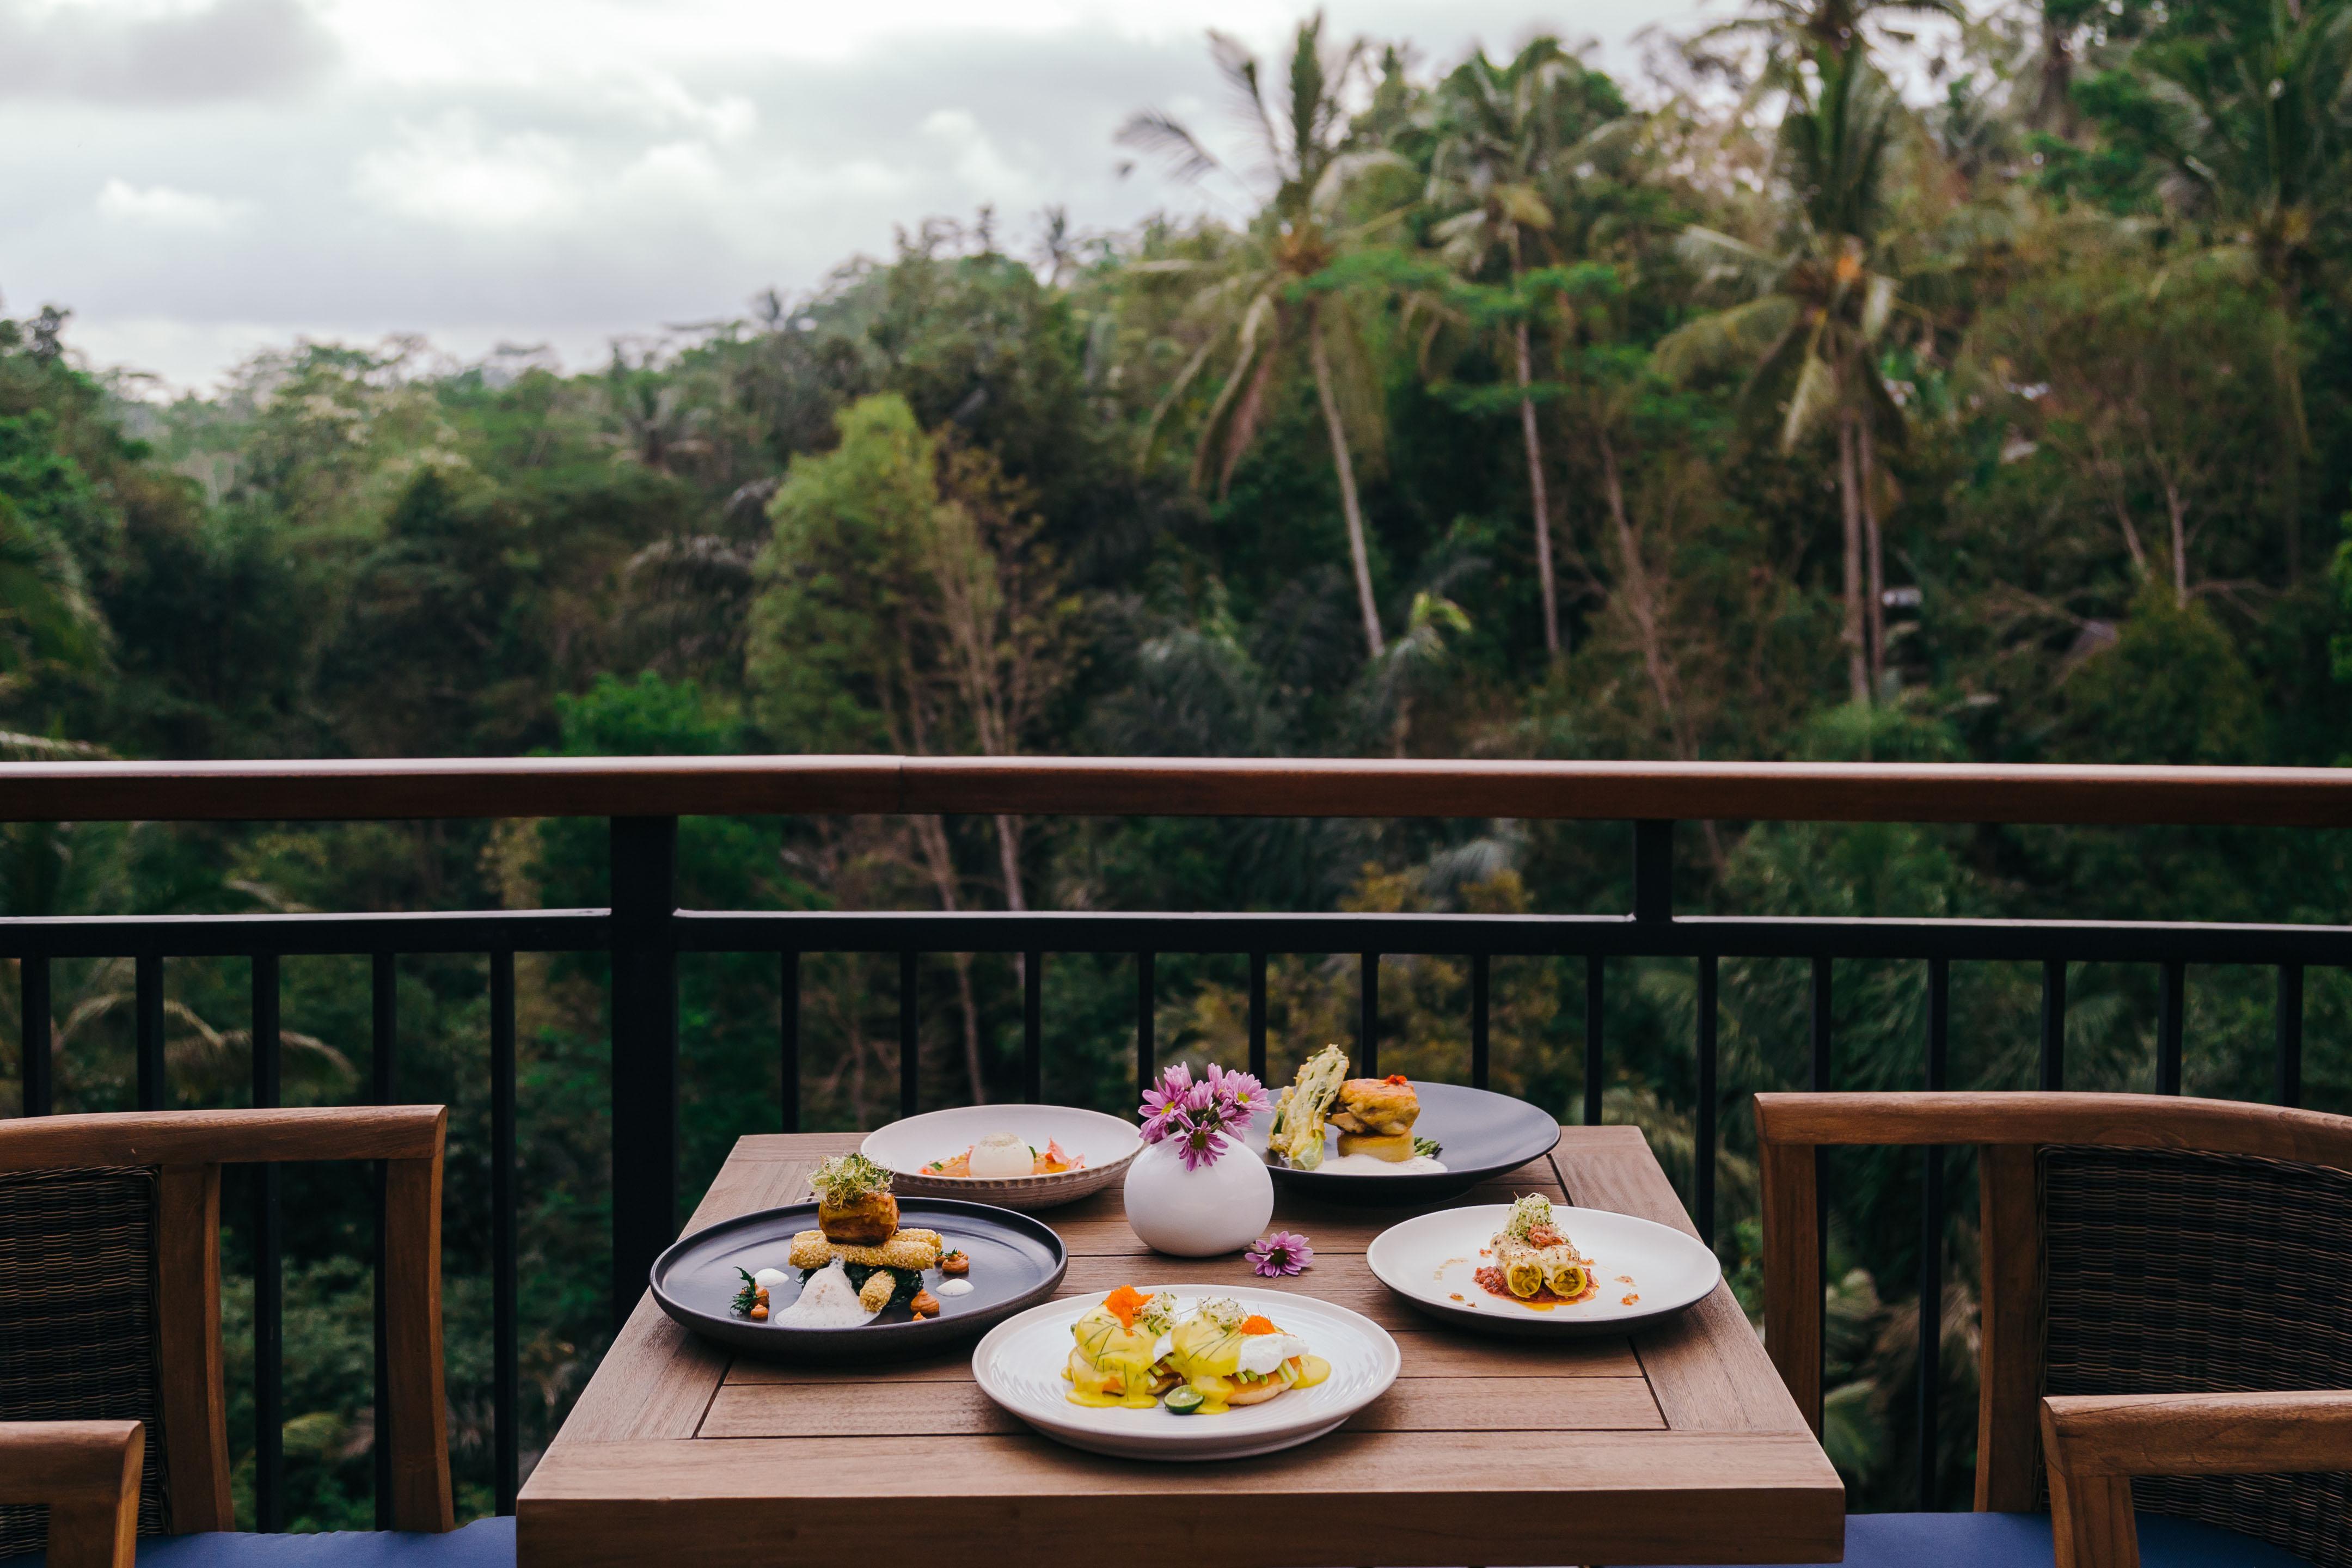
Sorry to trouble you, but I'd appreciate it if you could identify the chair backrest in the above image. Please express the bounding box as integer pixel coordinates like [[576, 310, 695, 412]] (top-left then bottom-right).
[[0, 1169, 169, 1559], [1755, 1092, 2352, 1568], [0, 1107, 452, 1558]]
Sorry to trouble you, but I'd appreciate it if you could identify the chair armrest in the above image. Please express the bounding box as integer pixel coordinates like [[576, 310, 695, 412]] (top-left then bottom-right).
[[0, 1420, 144, 1568], [2041, 1392, 2352, 1568]]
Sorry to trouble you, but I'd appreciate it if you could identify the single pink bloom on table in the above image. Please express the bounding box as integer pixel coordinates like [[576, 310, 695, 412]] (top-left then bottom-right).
[[1247, 1230, 1314, 1276]]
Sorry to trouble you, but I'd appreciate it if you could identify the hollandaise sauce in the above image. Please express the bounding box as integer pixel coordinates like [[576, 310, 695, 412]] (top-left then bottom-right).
[[1162, 1312, 1330, 1415], [1064, 1288, 1164, 1408]]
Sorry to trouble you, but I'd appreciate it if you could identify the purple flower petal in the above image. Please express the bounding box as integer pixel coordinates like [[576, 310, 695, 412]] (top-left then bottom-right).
[[1245, 1229, 1312, 1276]]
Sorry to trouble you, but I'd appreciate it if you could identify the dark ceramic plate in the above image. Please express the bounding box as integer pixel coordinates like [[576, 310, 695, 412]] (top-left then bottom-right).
[[650, 1197, 1068, 1362], [1262, 1082, 1561, 1206]]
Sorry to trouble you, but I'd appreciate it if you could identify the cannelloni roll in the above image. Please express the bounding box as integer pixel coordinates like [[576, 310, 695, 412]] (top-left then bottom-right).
[[1494, 1235, 1547, 1298]]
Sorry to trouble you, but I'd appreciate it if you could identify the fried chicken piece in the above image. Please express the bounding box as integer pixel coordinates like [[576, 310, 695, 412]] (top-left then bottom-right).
[[817, 1186, 899, 1245], [1328, 1076, 1420, 1136]]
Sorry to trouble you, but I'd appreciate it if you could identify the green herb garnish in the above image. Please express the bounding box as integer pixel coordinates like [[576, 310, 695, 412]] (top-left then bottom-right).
[[809, 1152, 892, 1200], [1504, 1193, 1553, 1241], [732, 1267, 761, 1316], [1414, 1136, 1443, 1159]]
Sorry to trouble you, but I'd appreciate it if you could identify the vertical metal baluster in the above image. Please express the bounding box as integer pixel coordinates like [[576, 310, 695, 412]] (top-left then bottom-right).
[[2157, 960, 2185, 1095], [252, 953, 282, 1534], [1247, 953, 1267, 1083], [608, 817, 679, 1334], [1632, 820, 1674, 924], [2040, 960, 2067, 1091], [492, 951, 518, 1516], [1917, 957, 1950, 1512], [1359, 953, 1379, 1078], [370, 952, 395, 1529], [1022, 951, 1043, 1103], [781, 952, 801, 1133], [898, 951, 919, 1120], [1810, 957, 1833, 1093], [2277, 963, 2305, 1109], [21, 955, 49, 1116], [1471, 952, 1491, 1091], [1810, 955, 1833, 1303], [1583, 953, 1604, 1126], [1136, 952, 1155, 1098], [135, 953, 164, 1111], [1696, 953, 1718, 1248]]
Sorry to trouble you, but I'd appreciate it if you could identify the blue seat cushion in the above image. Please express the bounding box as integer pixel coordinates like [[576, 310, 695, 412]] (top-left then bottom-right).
[[1679, 1510, 2314, 1566], [28, 1517, 514, 1568]]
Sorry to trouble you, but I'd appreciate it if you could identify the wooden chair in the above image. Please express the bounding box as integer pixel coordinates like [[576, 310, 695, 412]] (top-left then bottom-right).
[[0, 1107, 480, 1567], [1741, 1091, 2352, 1568]]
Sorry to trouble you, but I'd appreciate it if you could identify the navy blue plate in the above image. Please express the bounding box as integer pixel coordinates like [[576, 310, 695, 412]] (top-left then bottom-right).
[[651, 1197, 1067, 1361], [1262, 1081, 1561, 1206]]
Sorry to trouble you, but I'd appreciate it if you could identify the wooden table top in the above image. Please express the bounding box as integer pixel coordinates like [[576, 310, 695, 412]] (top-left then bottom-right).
[[517, 1125, 1843, 1567]]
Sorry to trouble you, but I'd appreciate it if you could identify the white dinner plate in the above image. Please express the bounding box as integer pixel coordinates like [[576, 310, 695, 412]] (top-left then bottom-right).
[[971, 1283, 1401, 1460], [863, 1104, 1142, 1210], [1367, 1204, 1723, 1337]]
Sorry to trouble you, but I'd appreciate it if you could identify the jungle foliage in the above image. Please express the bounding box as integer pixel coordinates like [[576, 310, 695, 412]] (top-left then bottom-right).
[[8, 0, 2352, 1519]]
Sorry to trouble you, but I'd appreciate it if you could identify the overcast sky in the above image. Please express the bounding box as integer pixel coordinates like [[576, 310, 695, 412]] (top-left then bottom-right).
[[2, 0, 1711, 393]]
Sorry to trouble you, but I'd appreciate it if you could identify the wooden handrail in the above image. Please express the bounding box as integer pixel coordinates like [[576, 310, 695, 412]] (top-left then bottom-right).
[[0, 755, 2347, 825]]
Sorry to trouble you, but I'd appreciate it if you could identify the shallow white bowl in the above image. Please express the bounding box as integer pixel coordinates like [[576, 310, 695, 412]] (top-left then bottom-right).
[[1366, 1203, 1723, 1337], [863, 1104, 1142, 1211], [971, 1283, 1400, 1460]]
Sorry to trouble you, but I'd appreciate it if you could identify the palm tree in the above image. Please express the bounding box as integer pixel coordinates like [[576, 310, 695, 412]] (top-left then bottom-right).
[[1122, 15, 1408, 658], [1657, 48, 1914, 704], [2128, 0, 2352, 578], [1423, 39, 1630, 661]]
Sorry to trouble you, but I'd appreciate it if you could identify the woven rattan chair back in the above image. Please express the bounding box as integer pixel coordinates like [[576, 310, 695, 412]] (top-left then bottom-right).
[[0, 1166, 171, 1561], [2041, 1144, 2352, 1567]]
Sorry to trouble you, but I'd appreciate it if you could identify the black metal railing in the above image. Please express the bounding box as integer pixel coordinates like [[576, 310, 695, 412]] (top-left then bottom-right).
[[6, 759, 2351, 1526]]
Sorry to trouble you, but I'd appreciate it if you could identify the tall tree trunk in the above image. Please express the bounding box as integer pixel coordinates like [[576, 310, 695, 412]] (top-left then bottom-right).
[[1309, 315, 1385, 658], [1836, 407, 1870, 706], [1515, 318, 1560, 660], [1859, 415, 1887, 696]]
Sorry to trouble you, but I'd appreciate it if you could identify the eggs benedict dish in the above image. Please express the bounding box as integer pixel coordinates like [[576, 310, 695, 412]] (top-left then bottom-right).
[[1066, 1285, 1178, 1408], [1063, 1290, 1331, 1414], [1160, 1297, 1330, 1412]]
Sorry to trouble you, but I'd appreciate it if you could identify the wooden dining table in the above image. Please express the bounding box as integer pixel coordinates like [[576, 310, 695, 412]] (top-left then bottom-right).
[[517, 1124, 1843, 1567]]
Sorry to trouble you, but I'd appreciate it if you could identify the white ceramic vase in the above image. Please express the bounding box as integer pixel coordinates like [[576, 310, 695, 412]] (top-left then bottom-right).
[[1122, 1135, 1275, 1257]]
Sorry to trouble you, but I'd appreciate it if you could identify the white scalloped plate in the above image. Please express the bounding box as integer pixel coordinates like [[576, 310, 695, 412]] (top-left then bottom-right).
[[863, 1104, 1141, 1210], [1367, 1204, 1723, 1337], [971, 1284, 1400, 1460]]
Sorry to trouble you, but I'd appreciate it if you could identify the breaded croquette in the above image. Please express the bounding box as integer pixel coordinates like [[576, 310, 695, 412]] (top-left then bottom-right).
[[1329, 1075, 1420, 1136], [787, 1227, 944, 1272]]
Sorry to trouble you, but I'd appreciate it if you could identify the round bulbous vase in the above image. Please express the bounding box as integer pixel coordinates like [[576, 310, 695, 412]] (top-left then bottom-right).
[[1122, 1136, 1274, 1257]]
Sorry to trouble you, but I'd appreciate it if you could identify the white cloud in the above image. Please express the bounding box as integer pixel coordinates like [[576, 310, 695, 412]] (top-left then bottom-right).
[[353, 115, 581, 231], [0, 0, 1711, 391], [95, 178, 248, 230]]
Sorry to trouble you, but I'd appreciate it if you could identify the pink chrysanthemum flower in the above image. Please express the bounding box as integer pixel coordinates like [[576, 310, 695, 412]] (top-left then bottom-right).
[[1246, 1230, 1314, 1277]]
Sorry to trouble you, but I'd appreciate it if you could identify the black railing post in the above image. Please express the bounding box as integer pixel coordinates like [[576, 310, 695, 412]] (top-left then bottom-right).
[[1135, 952, 1155, 1098], [2277, 964, 2305, 1108], [252, 952, 282, 1534], [1695, 952, 1718, 1248], [370, 951, 396, 1529], [20, 957, 48, 1116], [2157, 961, 2185, 1095], [782, 951, 802, 1131], [898, 951, 920, 1119], [1917, 956, 1949, 1511], [609, 817, 679, 1333], [135, 953, 164, 1111], [1633, 820, 1674, 924], [1247, 953, 1267, 1083], [491, 951, 518, 1516], [1021, 951, 1042, 1102], [1470, 951, 1490, 1091], [2039, 960, 2067, 1091], [1584, 952, 1604, 1126], [1359, 953, 1379, 1078]]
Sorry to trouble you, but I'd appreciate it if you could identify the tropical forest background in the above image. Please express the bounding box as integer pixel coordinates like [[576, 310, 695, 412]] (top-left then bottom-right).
[[4, 0, 2352, 1523]]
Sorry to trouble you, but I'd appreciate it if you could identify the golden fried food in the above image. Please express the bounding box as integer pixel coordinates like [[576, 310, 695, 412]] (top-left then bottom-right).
[[817, 1186, 899, 1245], [1329, 1075, 1420, 1136], [857, 1270, 897, 1313], [1336, 1128, 1417, 1162], [786, 1227, 944, 1272]]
